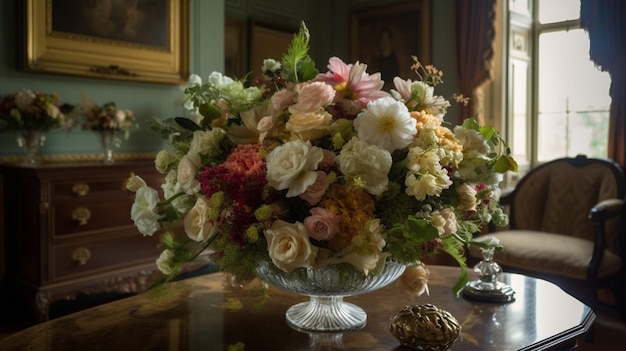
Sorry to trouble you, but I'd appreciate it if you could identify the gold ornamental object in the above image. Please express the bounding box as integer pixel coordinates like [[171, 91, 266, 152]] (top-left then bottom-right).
[[389, 304, 460, 351]]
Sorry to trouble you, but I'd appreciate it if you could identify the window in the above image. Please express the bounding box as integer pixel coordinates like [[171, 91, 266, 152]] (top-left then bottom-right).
[[507, 0, 611, 168]]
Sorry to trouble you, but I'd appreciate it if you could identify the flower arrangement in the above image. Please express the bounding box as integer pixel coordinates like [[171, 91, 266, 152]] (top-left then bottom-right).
[[0, 89, 68, 131], [81, 95, 137, 139], [127, 22, 517, 294]]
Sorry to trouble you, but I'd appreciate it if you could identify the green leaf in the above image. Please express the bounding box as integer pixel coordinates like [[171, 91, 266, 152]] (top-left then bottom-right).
[[405, 217, 438, 241], [198, 103, 221, 122], [462, 118, 480, 131], [175, 117, 202, 131], [281, 21, 319, 82]]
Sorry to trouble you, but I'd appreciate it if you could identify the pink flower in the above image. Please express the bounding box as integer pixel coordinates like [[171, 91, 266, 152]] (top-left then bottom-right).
[[288, 81, 336, 114], [304, 207, 340, 241], [271, 89, 295, 111], [223, 144, 265, 178], [315, 57, 388, 109], [300, 171, 330, 205]]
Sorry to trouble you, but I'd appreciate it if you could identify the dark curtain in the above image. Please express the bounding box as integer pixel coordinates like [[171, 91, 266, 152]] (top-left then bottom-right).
[[580, 0, 626, 168], [453, 0, 497, 124]]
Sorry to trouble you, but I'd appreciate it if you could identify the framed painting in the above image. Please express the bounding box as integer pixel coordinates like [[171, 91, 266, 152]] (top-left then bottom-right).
[[350, 1, 430, 89], [249, 21, 295, 81], [24, 0, 189, 84]]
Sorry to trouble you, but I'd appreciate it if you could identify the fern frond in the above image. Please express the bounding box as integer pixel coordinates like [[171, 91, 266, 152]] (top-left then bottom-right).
[[280, 21, 318, 82]]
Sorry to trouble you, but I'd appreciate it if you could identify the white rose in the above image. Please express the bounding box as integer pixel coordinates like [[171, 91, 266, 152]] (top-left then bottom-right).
[[337, 137, 392, 196], [130, 186, 161, 236], [266, 140, 324, 197], [125, 174, 147, 192], [184, 196, 218, 242], [264, 220, 318, 273], [177, 153, 201, 195]]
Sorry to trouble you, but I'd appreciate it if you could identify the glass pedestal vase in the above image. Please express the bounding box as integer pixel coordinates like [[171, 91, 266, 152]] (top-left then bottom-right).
[[255, 260, 405, 332], [96, 130, 121, 164], [17, 130, 46, 166]]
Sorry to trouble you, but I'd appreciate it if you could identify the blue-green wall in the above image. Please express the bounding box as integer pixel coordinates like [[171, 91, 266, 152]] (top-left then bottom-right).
[[1, 0, 457, 160], [0, 0, 224, 159]]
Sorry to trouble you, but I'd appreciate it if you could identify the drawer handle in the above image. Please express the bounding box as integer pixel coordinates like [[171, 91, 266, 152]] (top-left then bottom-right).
[[72, 247, 92, 265], [71, 207, 91, 225], [72, 182, 90, 197]]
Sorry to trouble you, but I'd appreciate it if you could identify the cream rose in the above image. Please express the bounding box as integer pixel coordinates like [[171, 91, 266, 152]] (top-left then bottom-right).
[[266, 140, 324, 197], [457, 183, 478, 211], [184, 196, 218, 242], [130, 186, 161, 236], [264, 220, 318, 273], [177, 153, 201, 195], [286, 110, 333, 140]]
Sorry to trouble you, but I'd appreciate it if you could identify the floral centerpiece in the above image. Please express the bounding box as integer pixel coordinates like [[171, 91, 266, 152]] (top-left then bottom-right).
[[81, 96, 137, 139], [0, 89, 75, 164], [0, 89, 68, 131], [127, 22, 517, 297]]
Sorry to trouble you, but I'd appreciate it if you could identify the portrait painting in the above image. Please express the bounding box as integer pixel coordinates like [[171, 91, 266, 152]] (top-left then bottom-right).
[[350, 1, 430, 90]]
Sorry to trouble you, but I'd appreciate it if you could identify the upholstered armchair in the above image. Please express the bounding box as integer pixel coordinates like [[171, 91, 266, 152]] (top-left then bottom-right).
[[470, 155, 625, 328]]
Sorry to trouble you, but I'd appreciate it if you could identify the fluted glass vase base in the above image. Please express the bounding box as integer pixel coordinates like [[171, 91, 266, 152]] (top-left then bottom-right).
[[17, 130, 46, 166], [96, 130, 121, 165], [286, 296, 366, 332], [256, 260, 405, 332]]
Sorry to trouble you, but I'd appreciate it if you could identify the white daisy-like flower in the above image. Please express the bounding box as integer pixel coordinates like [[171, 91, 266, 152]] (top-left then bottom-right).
[[353, 96, 416, 151]]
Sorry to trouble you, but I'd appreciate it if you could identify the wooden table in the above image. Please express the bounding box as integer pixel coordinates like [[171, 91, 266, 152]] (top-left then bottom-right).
[[0, 266, 594, 350]]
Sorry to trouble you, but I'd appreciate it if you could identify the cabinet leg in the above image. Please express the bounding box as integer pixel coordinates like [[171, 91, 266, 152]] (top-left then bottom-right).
[[35, 290, 51, 323]]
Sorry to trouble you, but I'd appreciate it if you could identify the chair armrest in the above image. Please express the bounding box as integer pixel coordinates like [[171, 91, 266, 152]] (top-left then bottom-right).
[[589, 198, 624, 222]]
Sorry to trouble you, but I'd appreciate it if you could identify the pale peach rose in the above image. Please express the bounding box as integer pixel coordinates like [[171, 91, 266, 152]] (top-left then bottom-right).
[[184, 196, 218, 242], [398, 262, 430, 297], [271, 89, 295, 111], [303, 206, 339, 241], [288, 81, 336, 114], [177, 153, 201, 195], [299, 171, 330, 205], [264, 220, 318, 273], [257, 115, 275, 142], [456, 183, 478, 211], [286, 110, 333, 140]]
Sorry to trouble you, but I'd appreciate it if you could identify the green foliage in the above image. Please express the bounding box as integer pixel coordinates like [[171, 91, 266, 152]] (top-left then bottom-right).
[[462, 118, 518, 173], [280, 21, 319, 83]]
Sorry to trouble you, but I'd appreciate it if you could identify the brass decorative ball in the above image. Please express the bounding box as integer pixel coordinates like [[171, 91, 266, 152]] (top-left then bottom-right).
[[389, 304, 461, 350]]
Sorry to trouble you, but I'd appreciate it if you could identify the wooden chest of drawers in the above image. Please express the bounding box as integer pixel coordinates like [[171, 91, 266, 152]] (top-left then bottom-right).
[[0, 161, 163, 322]]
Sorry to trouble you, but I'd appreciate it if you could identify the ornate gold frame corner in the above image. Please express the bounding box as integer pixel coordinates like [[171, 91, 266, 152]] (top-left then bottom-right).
[[24, 0, 189, 85]]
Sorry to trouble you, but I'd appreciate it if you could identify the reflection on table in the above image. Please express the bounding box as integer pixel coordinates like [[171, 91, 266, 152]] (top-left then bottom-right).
[[0, 266, 594, 351]]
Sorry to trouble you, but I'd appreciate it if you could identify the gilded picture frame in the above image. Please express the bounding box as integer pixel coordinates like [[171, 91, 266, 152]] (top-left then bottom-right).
[[24, 0, 189, 85], [350, 1, 430, 90]]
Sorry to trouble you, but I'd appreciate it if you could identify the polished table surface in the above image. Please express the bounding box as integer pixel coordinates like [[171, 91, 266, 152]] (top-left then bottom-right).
[[0, 265, 594, 351]]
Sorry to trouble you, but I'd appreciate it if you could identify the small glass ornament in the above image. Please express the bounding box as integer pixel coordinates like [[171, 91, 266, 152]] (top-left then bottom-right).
[[463, 238, 515, 302]]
